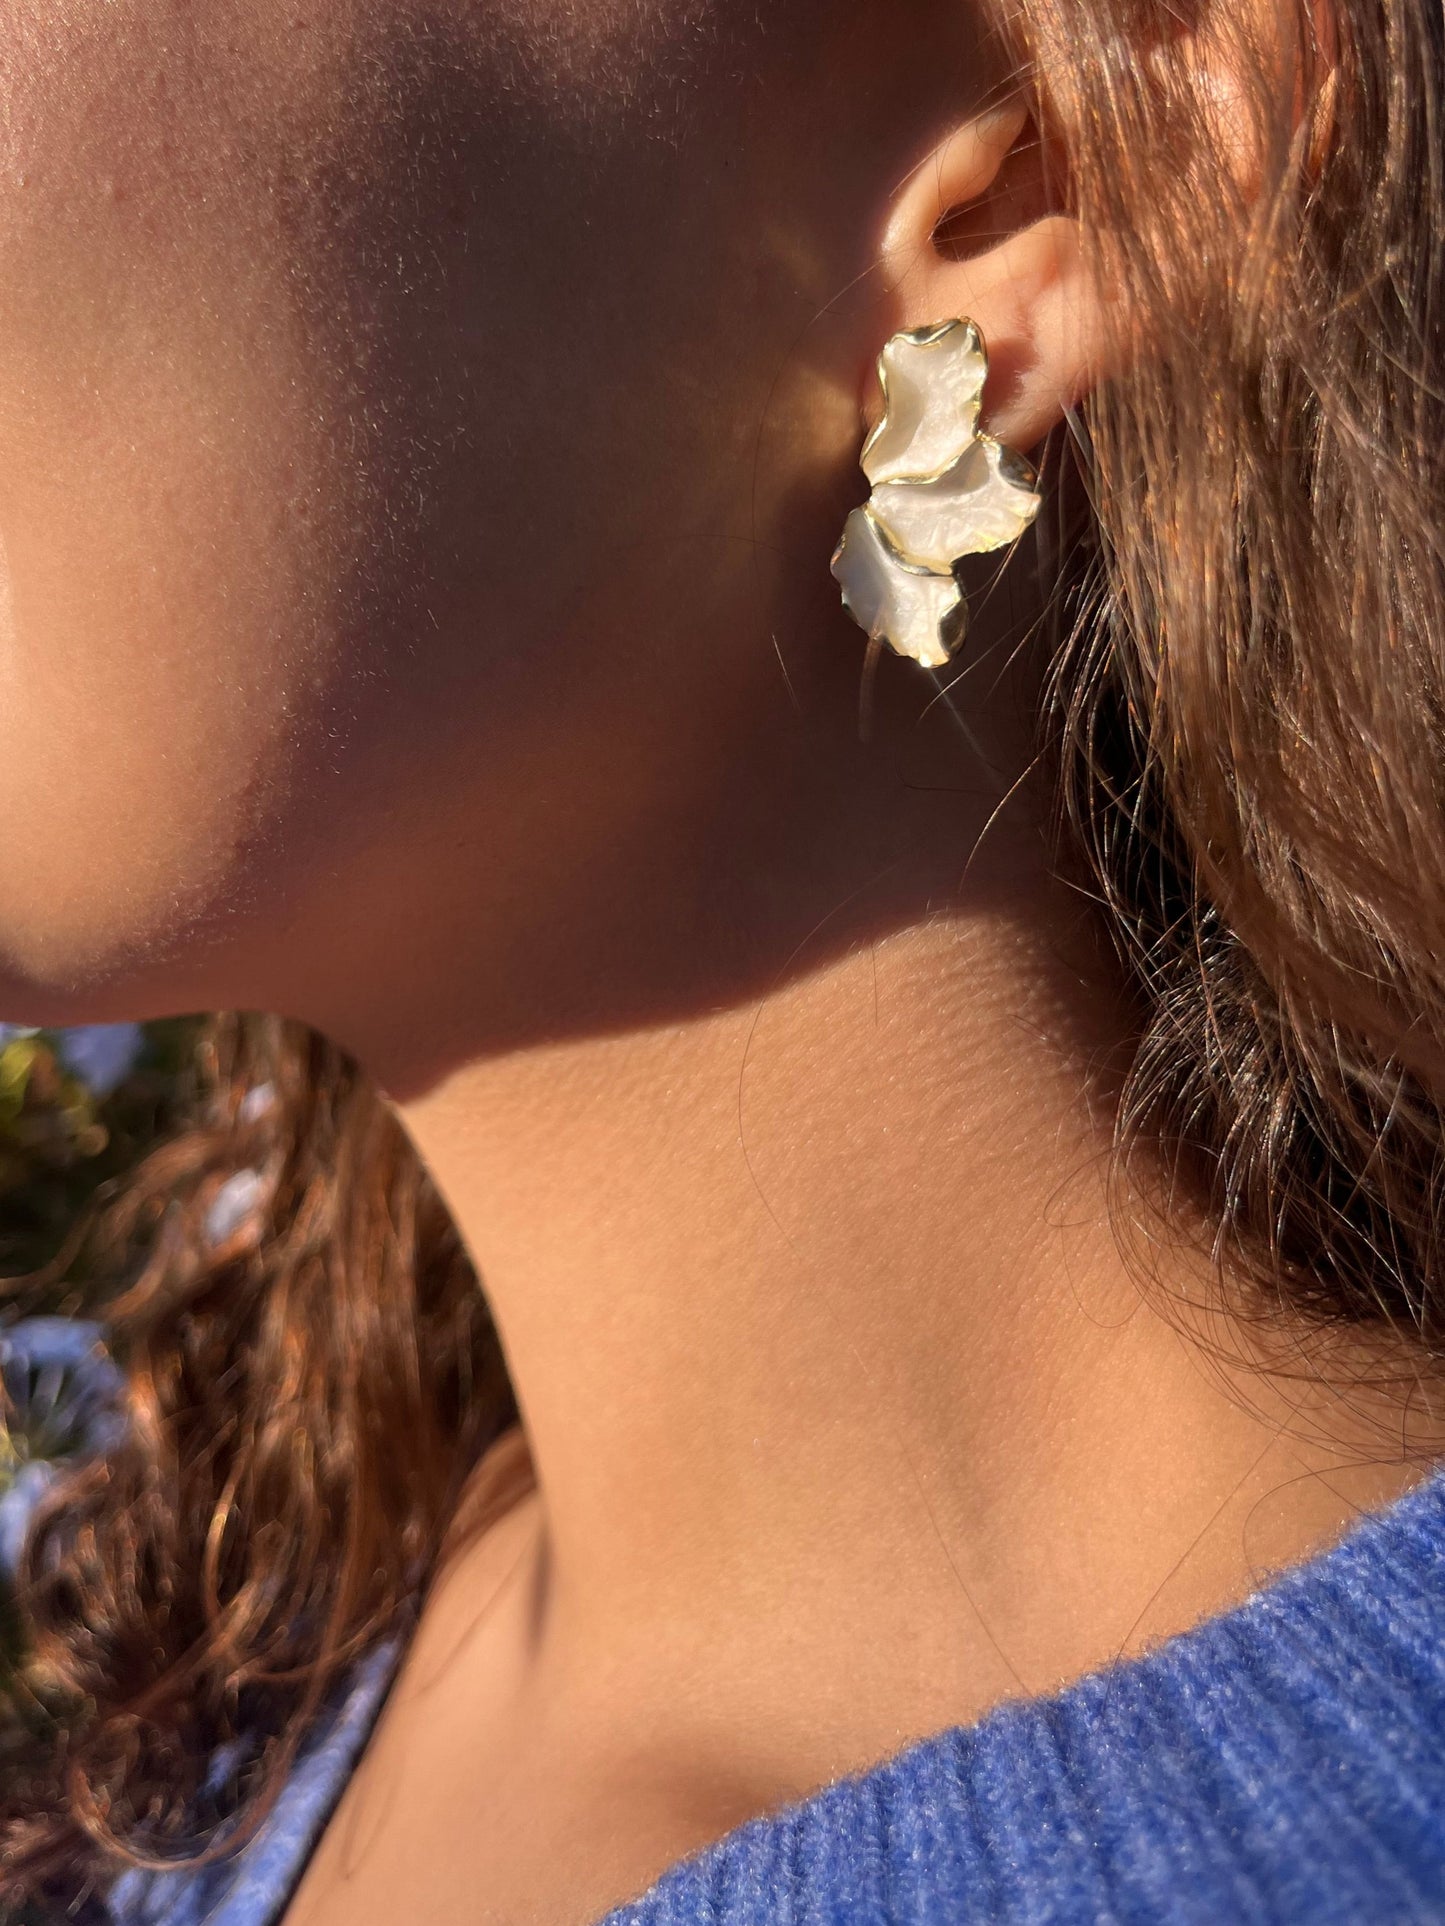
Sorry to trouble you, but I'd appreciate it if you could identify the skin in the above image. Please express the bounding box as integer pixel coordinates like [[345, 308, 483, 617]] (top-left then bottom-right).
[[0, 4, 1435, 1923]]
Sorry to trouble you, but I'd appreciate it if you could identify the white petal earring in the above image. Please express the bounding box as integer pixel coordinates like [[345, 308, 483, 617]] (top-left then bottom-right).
[[831, 319, 1041, 672]]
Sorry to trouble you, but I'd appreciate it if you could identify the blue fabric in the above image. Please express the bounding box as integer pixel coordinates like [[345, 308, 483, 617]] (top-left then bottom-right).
[[103, 1639, 405, 1926], [4, 1315, 1445, 1924]]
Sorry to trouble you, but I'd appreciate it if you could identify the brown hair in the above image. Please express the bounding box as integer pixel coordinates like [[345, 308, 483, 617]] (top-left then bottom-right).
[[4, 0, 1445, 1899], [0, 1016, 515, 1903]]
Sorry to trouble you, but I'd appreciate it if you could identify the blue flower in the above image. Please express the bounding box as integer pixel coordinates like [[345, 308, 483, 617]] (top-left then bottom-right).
[[54, 1023, 145, 1098], [0, 1317, 126, 1577]]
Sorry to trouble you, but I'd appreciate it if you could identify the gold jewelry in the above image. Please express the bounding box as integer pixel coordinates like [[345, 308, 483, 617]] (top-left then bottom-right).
[[830, 319, 1041, 670]]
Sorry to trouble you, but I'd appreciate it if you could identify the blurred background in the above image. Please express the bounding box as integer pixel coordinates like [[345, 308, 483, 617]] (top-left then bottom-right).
[[0, 1020, 202, 1710]]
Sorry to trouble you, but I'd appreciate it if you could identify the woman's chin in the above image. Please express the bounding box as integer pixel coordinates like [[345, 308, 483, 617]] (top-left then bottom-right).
[[0, 860, 228, 1032]]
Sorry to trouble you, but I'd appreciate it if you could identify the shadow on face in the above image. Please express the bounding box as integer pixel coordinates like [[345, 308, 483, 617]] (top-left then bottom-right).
[[0, 0, 1038, 1097]]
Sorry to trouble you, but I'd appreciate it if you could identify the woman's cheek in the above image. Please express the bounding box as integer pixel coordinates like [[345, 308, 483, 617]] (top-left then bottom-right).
[[0, 9, 378, 998]]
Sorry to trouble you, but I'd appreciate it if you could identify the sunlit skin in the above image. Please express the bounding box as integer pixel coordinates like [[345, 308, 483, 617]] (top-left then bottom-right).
[[0, 5, 1432, 1925]]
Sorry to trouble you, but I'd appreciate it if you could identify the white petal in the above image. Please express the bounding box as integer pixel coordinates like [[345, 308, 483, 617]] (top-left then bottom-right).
[[860, 320, 988, 486], [868, 436, 1041, 573], [830, 506, 964, 669]]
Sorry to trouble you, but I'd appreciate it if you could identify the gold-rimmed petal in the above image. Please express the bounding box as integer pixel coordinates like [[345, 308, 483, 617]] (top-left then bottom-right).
[[860, 319, 988, 487], [868, 434, 1040, 574], [830, 505, 966, 671], [835, 318, 1040, 669]]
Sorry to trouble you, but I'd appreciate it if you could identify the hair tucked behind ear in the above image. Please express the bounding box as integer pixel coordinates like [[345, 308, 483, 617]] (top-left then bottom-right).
[[1021, 0, 1445, 1358], [0, 1015, 515, 1908], [4, 0, 1445, 1903]]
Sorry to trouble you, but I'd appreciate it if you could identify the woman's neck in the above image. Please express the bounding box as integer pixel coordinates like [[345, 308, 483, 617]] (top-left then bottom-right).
[[388, 842, 1429, 1776], [301, 544, 1433, 1781]]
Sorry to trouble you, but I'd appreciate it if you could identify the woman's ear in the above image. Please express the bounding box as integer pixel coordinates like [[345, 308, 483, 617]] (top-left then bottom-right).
[[866, 0, 1339, 457], [870, 99, 1108, 453]]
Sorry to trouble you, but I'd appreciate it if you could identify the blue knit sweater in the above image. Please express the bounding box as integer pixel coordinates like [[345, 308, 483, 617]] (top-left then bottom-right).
[[6, 1318, 1445, 1924]]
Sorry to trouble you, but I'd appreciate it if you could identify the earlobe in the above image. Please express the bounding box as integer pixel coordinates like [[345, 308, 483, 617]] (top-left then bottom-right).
[[955, 215, 1103, 451], [873, 102, 1108, 454]]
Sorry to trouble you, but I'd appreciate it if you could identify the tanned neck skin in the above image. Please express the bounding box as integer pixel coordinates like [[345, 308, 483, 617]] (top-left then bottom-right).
[[287, 569, 1434, 1926]]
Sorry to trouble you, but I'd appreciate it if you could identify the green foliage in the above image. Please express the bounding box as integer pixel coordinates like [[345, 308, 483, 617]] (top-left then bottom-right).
[[0, 1020, 201, 1298], [0, 1020, 202, 1751], [0, 1019, 202, 1467]]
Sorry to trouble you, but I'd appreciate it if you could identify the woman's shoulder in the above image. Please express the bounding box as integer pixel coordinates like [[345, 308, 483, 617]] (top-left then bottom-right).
[[0, 1315, 402, 1926], [599, 1461, 1445, 1925], [103, 1451, 1445, 1926], [0, 1318, 531, 1926], [8, 1314, 1445, 1926], [109, 1455, 1445, 1926]]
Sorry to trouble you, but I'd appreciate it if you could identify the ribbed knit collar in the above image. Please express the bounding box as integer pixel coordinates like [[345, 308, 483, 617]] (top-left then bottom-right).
[[598, 1460, 1445, 1923], [98, 1454, 1445, 1925]]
